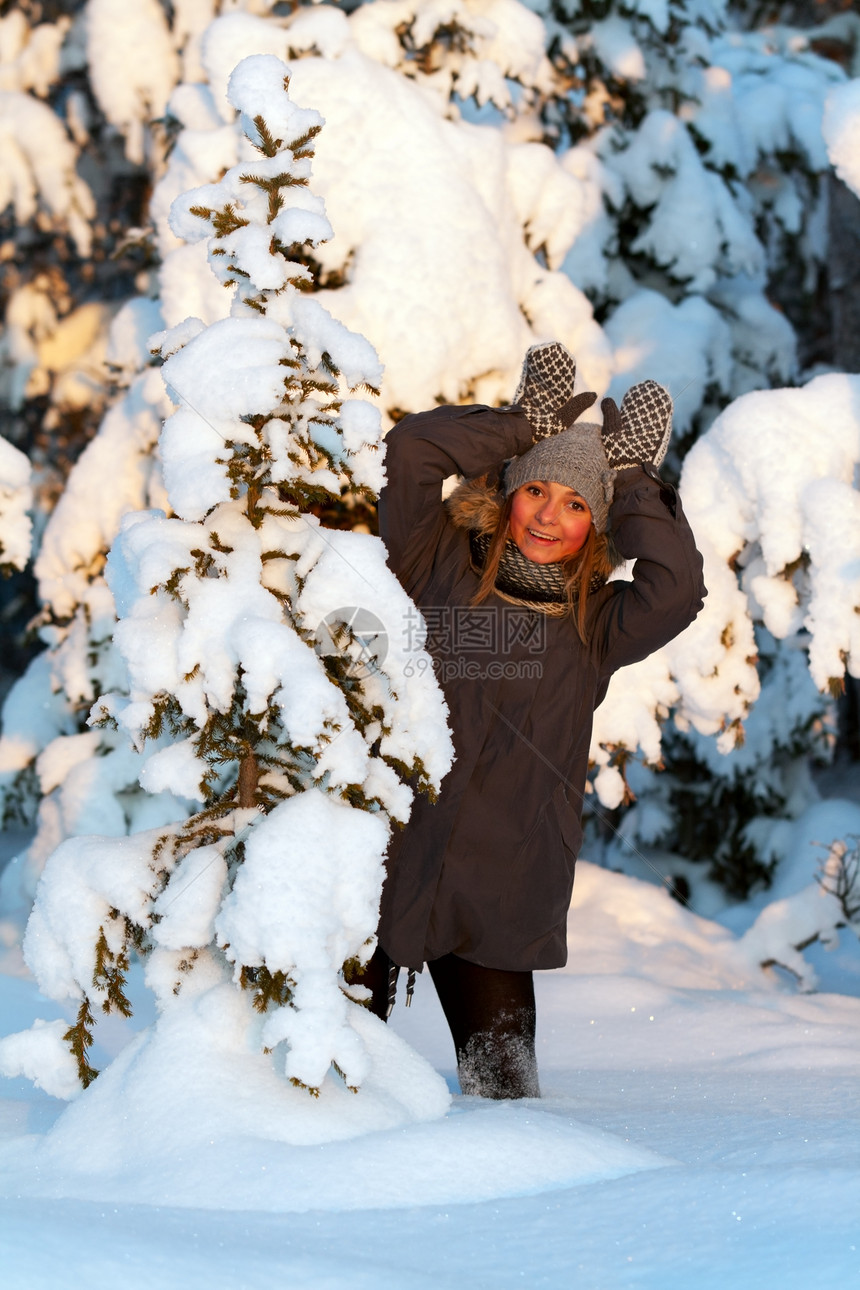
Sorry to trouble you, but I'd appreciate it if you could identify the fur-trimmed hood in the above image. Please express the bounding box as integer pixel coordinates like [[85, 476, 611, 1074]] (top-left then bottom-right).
[[445, 473, 506, 538]]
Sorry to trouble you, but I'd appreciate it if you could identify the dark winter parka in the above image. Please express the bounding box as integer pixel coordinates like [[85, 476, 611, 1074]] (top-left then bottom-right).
[[377, 404, 706, 973]]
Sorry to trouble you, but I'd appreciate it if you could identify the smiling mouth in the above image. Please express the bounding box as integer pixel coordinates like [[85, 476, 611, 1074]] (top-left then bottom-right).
[[527, 529, 559, 542]]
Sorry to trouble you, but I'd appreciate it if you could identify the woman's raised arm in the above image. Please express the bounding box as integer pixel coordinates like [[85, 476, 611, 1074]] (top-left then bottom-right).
[[591, 463, 707, 675], [378, 404, 534, 593]]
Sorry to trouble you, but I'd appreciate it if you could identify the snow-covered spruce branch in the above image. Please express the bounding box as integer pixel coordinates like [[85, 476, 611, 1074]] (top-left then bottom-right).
[[736, 837, 860, 991], [817, 837, 860, 927], [12, 55, 452, 1100]]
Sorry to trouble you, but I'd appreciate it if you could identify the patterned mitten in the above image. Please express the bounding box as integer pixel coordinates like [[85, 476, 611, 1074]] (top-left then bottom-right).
[[514, 341, 597, 440], [600, 380, 673, 471]]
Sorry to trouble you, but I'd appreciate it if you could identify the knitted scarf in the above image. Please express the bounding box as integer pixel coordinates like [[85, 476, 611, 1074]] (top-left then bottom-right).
[[470, 530, 568, 611]]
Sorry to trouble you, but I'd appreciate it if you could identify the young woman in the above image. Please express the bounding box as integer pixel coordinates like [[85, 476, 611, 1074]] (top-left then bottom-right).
[[359, 342, 706, 1098]]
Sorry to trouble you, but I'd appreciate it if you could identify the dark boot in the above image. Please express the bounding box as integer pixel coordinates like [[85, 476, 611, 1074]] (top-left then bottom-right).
[[428, 953, 539, 1099]]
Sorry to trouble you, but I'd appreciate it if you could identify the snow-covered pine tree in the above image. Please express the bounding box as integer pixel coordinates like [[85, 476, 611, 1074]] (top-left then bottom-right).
[[0, 0, 254, 549], [533, 0, 847, 440], [0, 0, 612, 917], [0, 0, 238, 901], [589, 363, 860, 902], [0, 0, 186, 835], [0, 0, 163, 507], [12, 54, 452, 1100], [0, 321, 188, 930]]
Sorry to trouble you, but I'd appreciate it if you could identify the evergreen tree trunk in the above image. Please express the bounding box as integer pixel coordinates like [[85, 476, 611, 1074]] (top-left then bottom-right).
[[238, 750, 259, 810]]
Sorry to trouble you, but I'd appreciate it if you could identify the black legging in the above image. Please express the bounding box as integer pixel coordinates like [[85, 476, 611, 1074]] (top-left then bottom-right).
[[350, 945, 539, 1099]]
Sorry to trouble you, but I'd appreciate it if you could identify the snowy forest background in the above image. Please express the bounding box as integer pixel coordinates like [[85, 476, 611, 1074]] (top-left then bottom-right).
[[0, 1, 859, 1284], [2, 0, 859, 976]]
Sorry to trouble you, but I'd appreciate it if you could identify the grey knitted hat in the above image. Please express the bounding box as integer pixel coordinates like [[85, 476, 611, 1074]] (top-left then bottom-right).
[[504, 422, 615, 534]]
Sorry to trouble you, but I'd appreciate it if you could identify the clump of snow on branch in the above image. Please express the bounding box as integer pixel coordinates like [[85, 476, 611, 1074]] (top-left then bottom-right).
[[822, 78, 860, 199], [85, 0, 178, 166], [348, 0, 554, 114], [0, 90, 94, 255], [681, 374, 860, 704], [216, 792, 390, 1091], [603, 109, 763, 295], [34, 362, 171, 621], [0, 285, 115, 437], [0, 10, 69, 97], [0, 1018, 81, 1102], [22, 830, 163, 1008], [0, 435, 32, 573]]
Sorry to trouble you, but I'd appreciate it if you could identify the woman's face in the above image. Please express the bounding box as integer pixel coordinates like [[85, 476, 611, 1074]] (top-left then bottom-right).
[[509, 480, 593, 563]]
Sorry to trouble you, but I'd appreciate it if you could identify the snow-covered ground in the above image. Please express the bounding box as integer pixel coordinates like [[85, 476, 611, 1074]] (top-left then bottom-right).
[[2, 796, 860, 1290]]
